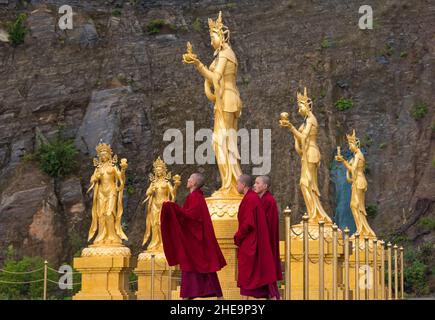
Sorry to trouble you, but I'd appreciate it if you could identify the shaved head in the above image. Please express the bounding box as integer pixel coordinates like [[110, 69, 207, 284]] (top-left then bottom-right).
[[257, 175, 271, 188], [191, 172, 205, 188], [238, 174, 252, 188]]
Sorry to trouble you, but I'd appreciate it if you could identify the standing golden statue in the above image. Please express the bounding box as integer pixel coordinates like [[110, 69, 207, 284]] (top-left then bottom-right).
[[335, 130, 376, 238], [87, 142, 128, 245], [183, 11, 242, 197], [279, 87, 332, 224], [142, 157, 181, 251]]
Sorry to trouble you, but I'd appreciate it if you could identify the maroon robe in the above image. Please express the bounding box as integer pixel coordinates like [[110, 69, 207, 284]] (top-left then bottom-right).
[[161, 188, 226, 298], [234, 189, 277, 295], [260, 191, 282, 299]]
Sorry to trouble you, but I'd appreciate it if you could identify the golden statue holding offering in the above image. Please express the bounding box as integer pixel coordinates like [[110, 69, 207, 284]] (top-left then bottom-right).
[[183, 11, 242, 198], [142, 157, 181, 251], [335, 130, 376, 238], [86, 142, 128, 246], [279, 88, 332, 224]]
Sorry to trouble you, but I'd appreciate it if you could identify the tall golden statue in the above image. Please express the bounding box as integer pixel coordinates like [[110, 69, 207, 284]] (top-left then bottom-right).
[[142, 157, 181, 250], [87, 142, 128, 245], [183, 11, 242, 197], [279, 87, 332, 224], [335, 130, 376, 238]]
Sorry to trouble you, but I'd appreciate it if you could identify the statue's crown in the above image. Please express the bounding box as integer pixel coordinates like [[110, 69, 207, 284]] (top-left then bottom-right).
[[346, 129, 359, 145], [297, 87, 311, 105], [153, 156, 167, 170], [96, 141, 112, 155], [208, 11, 224, 34]]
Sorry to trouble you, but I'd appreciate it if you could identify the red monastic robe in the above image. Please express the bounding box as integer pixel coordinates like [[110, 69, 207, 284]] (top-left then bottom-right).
[[234, 189, 277, 290], [260, 191, 283, 281], [160, 189, 226, 273]]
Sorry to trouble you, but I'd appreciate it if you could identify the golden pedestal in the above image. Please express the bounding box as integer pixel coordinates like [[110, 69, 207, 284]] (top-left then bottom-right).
[[349, 241, 384, 300], [134, 251, 177, 300], [73, 245, 136, 300], [287, 223, 351, 300]]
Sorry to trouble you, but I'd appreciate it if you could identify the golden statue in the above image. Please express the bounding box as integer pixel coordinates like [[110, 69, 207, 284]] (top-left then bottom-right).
[[279, 87, 332, 224], [183, 11, 242, 198], [142, 157, 181, 250], [335, 130, 376, 238], [87, 142, 128, 245]]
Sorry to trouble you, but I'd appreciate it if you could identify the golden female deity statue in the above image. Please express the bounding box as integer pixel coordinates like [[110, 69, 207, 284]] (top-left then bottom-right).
[[87, 142, 128, 246], [335, 130, 376, 238], [183, 11, 242, 198], [142, 157, 181, 251], [279, 88, 332, 224]]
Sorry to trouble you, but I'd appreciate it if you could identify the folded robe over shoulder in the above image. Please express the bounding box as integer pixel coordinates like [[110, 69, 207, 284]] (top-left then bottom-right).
[[160, 189, 226, 273], [261, 191, 283, 281], [234, 189, 277, 290]]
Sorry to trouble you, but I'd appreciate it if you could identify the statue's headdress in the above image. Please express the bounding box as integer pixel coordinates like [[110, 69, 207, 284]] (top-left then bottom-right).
[[96, 141, 113, 155], [346, 129, 360, 148], [296, 87, 313, 111], [208, 11, 230, 47], [153, 156, 167, 171]]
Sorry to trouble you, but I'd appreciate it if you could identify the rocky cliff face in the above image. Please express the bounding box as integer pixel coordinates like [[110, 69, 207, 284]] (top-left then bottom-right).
[[0, 0, 433, 278]]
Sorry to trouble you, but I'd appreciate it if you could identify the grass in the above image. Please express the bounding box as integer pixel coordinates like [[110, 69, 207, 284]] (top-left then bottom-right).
[[379, 142, 387, 150], [321, 37, 332, 49], [192, 18, 202, 32], [410, 102, 428, 120], [420, 217, 435, 230], [335, 97, 354, 111], [7, 13, 27, 46], [146, 19, 176, 35]]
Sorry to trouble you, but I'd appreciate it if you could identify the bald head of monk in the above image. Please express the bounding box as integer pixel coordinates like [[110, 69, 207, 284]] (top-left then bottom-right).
[[187, 172, 205, 192], [254, 175, 271, 197], [236, 174, 252, 195]]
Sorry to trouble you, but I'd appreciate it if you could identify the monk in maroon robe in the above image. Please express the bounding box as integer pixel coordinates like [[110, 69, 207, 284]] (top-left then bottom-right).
[[254, 175, 282, 299], [161, 173, 226, 299], [234, 174, 277, 299]]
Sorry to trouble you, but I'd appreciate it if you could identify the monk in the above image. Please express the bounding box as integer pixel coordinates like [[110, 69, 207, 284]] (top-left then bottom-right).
[[234, 174, 277, 299], [253, 175, 282, 300], [160, 173, 226, 299]]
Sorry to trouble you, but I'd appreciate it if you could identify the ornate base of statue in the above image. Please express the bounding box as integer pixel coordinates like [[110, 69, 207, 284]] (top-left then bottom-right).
[[73, 244, 136, 300], [134, 250, 177, 300]]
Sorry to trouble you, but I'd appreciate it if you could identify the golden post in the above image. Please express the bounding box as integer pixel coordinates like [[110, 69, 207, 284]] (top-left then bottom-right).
[[318, 220, 325, 300], [394, 245, 398, 300], [43, 260, 48, 301], [151, 254, 155, 300], [302, 214, 309, 300], [344, 227, 350, 300], [364, 236, 369, 300], [355, 232, 360, 300], [167, 265, 172, 300], [332, 224, 338, 300], [387, 242, 392, 300], [380, 241, 385, 300], [373, 239, 378, 299], [284, 206, 292, 300], [400, 247, 404, 300]]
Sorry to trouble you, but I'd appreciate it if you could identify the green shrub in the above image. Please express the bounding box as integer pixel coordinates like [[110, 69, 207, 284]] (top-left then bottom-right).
[[112, 9, 122, 17], [335, 97, 354, 111], [7, 13, 28, 46], [404, 260, 430, 296], [36, 133, 78, 178], [192, 18, 202, 32], [321, 37, 332, 49], [146, 19, 176, 35], [365, 204, 378, 218], [420, 217, 435, 231], [411, 103, 428, 120]]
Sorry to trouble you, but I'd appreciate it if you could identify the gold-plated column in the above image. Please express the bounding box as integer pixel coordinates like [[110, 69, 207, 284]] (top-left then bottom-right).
[[151, 253, 155, 300], [380, 241, 385, 300], [302, 214, 309, 300], [364, 236, 369, 300], [318, 220, 325, 300], [373, 239, 378, 300], [284, 206, 292, 300], [167, 265, 172, 300], [43, 260, 48, 301], [355, 233, 360, 300], [400, 247, 404, 300], [332, 224, 338, 300], [394, 245, 398, 300], [344, 227, 350, 300], [387, 242, 392, 300]]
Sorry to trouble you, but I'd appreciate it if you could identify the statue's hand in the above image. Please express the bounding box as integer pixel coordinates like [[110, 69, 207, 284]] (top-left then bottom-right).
[[120, 158, 128, 170], [182, 53, 199, 65], [335, 155, 344, 162], [279, 119, 292, 129]]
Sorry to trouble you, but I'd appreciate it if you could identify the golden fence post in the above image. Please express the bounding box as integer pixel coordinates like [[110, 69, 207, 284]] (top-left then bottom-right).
[[344, 227, 350, 300], [43, 260, 48, 301], [332, 224, 338, 300], [400, 247, 404, 300], [284, 206, 292, 300], [151, 253, 155, 300], [380, 241, 385, 300], [373, 239, 378, 300], [387, 242, 392, 300], [167, 265, 172, 300], [394, 245, 398, 300], [302, 214, 309, 300], [364, 236, 369, 300], [355, 232, 360, 300], [318, 220, 325, 300]]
